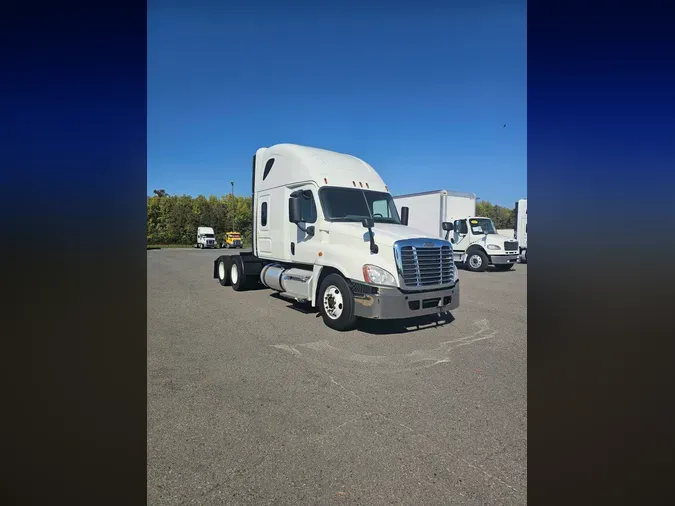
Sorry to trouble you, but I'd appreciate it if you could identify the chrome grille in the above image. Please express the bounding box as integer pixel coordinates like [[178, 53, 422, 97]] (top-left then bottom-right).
[[504, 241, 518, 252], [399, 244, 454, 288]]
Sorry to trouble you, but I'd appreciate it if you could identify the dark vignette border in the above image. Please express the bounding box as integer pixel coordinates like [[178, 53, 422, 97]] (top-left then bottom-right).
[[1, 0, 674, 504], [528, 0, 674, 503], [1, 2, 147, 504]]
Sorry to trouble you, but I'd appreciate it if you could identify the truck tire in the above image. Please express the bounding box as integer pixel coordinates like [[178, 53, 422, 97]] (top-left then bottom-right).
[[465, 249, 488, 272], [318, 274, 357, 331], [520, 249, 527, 264], [231, 256, 255, 291], [217, 257, 231, 286]]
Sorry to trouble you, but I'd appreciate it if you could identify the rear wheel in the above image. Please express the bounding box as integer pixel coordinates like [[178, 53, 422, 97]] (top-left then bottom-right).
[[218, 258, 231, 286], [465, 250, 488, 272], [318, 274, 356, 331], [231, 256, 255, 291]]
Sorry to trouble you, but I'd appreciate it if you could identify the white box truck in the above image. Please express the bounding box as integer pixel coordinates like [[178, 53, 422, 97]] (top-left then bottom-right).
[[196, 226, 217, 249], [212, 144, 460, 331], [393, 190, 519, 272], [514, 198, 527, 263]]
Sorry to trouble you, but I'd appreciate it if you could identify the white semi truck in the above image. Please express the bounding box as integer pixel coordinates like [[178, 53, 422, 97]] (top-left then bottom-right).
[[213, 144, 460, 331], [196, 226, 217, 249], [393, 190, 519, 272], [514, 198, 527, 263]]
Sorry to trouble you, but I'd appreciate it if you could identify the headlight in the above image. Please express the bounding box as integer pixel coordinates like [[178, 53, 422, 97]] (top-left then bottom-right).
[[487, 244, 501, 250], [362, 264, 397, 286]]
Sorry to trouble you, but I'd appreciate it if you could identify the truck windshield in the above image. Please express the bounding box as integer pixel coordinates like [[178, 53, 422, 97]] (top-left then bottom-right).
[[204, 234, 215, 238], [319, 188, 401, 224], [469, 219, 496, 235]]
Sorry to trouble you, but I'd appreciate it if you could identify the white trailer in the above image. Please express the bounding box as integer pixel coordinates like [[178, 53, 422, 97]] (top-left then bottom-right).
[[196, 226, 217, 249], [212, 144, 460, 331], [514, 198, 527, 263], [393, 190, 519, 272]]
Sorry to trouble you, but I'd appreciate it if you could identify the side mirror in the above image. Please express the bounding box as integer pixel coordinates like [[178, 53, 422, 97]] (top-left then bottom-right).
[[400, 206, 409, 226], [289, 197, 302, 223], [361, 218, 378, 254], [442, 221, 453, 240]]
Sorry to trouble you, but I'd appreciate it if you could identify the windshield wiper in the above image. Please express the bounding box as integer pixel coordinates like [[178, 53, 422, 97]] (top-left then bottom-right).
[[330, 216, 368, 222]]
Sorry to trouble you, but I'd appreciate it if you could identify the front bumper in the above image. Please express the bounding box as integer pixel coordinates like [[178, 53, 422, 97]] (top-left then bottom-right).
[[352, 280, 460, 320], [491, 254, 518, 265]]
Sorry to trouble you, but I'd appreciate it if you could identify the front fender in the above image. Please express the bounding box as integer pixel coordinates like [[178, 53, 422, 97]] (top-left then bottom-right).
[[466, 244, 488, 260]]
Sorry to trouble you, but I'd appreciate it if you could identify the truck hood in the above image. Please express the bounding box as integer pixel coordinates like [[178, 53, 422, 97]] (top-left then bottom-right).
[[476, 233, 517, 248], [326, 222, 441, 248]]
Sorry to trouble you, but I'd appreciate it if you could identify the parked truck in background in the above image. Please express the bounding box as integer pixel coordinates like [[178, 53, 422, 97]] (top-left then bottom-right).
[[196, 226, 217, 249], [223, 232, 243, 249], [213, 144, 460, 331], [393, 190, 519, 272], [514, 198, 527, 263]]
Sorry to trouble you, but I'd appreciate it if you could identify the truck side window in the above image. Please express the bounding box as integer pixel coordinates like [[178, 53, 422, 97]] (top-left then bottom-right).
[[372, 199, 392, 218], [454, 220, 467, 234], [261, 202, 268, 226]]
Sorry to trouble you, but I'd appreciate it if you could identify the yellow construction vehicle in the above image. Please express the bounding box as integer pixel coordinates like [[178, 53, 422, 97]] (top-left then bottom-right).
[[222, 232, 243, 249]]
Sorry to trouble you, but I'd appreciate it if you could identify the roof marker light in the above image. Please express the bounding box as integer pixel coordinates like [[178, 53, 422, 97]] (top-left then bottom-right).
[[352, 181, 356, 186], [324, 177, 328, 184], [365, 182, 369, 188], [359, 182, 363, 187]]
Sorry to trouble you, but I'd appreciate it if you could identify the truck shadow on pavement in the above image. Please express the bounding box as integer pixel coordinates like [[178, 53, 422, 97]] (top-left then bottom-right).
[[270, 294, 455, 334], [357, 313, 456, 335]]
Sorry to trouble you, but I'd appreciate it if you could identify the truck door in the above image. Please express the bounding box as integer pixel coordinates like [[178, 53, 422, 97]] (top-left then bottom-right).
[[452, 220, 469, 262], [288, 186, 321, 263]]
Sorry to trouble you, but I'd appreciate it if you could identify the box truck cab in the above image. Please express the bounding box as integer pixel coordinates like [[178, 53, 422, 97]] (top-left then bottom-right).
[[514, 198, 527, 263], [196, 226, 217, 249], [213, 144, 460, 331], [393, 190, 519, 272]]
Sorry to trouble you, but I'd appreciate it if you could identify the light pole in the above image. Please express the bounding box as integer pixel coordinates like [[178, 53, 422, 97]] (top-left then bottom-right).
[[230, 181, 235, 231]]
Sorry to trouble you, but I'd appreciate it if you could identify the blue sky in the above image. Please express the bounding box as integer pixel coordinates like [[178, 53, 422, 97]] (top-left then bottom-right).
[[148, 1, 526, 207]]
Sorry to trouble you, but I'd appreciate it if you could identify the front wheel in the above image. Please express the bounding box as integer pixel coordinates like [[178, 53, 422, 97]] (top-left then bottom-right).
[[318, 274, 357, 331], [465, 250, 488, 272], [520, 249, 527, 263]]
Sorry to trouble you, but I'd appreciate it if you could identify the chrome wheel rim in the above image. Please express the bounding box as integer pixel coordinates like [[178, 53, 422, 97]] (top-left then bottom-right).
[[323, 285, 344, 320]]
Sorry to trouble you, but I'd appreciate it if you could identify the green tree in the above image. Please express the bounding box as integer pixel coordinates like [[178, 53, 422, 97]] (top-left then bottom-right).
[[475, 200, 515, 229]]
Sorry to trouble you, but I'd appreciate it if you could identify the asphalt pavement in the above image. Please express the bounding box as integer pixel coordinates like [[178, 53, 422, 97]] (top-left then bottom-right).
[[147, 247, 527, 505]]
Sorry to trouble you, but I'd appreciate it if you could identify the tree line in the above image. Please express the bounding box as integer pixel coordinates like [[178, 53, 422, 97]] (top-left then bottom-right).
[[147, 189, 516, 245], [475, 200, 516, 229], [147, 190, 253, 245]]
